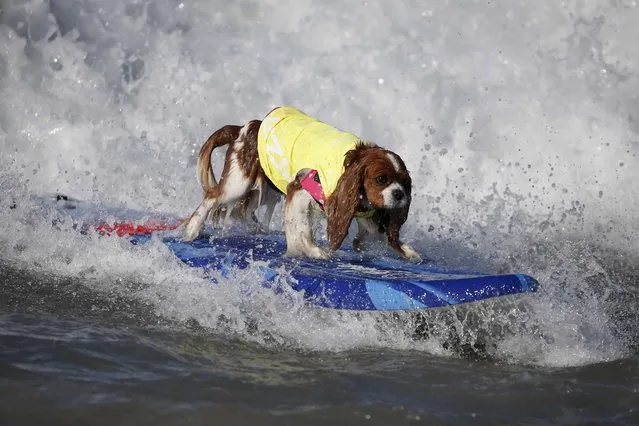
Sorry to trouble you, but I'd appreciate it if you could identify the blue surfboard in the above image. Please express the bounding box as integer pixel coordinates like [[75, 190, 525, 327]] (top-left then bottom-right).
[[45, 195, 539, 311]]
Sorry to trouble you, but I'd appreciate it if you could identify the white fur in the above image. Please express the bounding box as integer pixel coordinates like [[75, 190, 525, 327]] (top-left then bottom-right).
[[381, 181, 407, 208], [224, 157, 252, 200], [386, 152, 401, 172], [284, 187, 330, 260]]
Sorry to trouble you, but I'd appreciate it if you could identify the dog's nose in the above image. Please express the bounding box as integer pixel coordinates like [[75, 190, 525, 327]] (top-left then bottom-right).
[[392, 189, 405, 201]]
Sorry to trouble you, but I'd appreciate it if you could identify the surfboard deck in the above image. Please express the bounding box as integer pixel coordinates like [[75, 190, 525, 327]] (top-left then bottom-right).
[[44, 195, 539, 311]]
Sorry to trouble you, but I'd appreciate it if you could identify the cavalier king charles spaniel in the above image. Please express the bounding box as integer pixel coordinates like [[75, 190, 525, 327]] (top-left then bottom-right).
[[182, 106, 420, 262]]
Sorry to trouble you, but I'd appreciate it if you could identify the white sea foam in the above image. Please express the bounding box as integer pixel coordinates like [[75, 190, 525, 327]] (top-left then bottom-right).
[[1, 0, 637, 366]]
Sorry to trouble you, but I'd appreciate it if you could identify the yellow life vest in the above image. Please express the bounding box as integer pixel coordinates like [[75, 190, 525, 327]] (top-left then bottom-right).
[[257, 106, 361, 197]]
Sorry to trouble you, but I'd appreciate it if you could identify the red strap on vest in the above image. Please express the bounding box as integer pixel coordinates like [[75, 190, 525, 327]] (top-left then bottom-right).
[[299, 169, 326, 210]]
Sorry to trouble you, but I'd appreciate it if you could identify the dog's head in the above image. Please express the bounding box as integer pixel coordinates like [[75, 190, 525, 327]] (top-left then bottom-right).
[[351, 146, 411, 211], [325, 143, 412, 250]]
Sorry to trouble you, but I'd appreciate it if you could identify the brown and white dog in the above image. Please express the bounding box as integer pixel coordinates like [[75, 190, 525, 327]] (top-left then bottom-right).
[[183, 107, 420, 261]]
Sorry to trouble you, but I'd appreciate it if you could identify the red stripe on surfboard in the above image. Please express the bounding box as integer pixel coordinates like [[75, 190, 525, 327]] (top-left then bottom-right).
[[94, 220, 182, 237]]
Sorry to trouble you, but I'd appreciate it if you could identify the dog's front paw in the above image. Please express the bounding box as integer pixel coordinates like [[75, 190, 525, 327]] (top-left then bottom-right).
[[308, 246, 331, 260], [297, 245, 332, 261], [285, 245, 331, 261], [400, 244, 422, 262]]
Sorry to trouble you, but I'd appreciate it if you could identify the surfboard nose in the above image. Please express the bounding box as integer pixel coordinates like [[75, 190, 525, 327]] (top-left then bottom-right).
[[515, 274, 540, 292]]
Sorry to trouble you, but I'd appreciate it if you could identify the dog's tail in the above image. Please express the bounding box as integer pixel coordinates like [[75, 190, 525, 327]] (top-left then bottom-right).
[[196, 125, 243, 192]]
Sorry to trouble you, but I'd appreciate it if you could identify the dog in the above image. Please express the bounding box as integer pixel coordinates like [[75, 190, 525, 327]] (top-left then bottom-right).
[[183, 106, 420, 261]]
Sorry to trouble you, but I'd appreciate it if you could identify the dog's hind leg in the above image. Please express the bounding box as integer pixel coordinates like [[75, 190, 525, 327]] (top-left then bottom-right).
[[183, 122, 259, 241], [183, 193, 220, 241], [183, 171, 255, 240]]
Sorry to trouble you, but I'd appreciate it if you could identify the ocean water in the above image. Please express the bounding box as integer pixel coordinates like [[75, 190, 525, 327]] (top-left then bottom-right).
[[1, 0, 638, 424]]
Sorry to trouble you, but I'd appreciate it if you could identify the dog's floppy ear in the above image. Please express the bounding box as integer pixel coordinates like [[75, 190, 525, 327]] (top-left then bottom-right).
[[325, 145, 370, 251], [343, 141, 375, 168]]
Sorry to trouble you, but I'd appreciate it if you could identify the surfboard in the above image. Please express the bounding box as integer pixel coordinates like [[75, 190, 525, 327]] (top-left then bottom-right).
[[44, 195, 539, 311]]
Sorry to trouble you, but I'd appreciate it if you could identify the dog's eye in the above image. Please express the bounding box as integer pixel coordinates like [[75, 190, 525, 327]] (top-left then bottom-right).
[[375, 175, 388, 186]]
